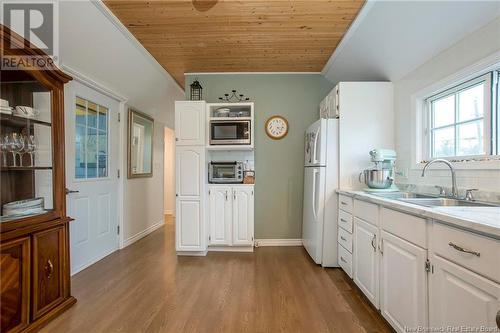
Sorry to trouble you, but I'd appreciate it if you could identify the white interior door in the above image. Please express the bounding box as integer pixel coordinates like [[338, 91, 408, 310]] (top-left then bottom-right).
[[64, 81, 120, 275]]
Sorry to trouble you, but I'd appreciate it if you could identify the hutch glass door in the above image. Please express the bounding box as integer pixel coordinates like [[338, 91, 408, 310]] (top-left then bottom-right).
[[0, 70, 54, 222]]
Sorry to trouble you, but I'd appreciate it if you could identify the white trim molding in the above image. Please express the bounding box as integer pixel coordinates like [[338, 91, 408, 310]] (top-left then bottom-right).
[[91, 0, 184, 93], [61, 65, 128, 102], [254, 239, 303, 247], [185, 72, 321, 76], [121, 218, 165, 249], [208, 246, 254, 253]]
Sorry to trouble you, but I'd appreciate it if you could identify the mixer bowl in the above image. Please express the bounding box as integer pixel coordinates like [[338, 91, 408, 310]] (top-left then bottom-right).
[[359, 169, 393, 189]]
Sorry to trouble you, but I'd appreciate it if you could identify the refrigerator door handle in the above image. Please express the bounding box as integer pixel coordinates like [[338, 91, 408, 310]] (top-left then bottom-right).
[[313, 131, 319, 164], [312, 170, 318, 221]]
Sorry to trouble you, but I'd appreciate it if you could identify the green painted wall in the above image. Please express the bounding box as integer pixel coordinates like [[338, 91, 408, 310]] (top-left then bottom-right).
[[185, 74, 333, 239]]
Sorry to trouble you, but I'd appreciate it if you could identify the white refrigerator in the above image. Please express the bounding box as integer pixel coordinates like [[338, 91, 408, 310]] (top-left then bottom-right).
[[302, 118, 339, 267]]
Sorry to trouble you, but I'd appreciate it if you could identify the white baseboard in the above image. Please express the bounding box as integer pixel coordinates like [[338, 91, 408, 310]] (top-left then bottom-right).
[[121, 218, 165, 249], [254, 239, 303, 247], [177, 250, 208, 256], [208, 246, 254, 253], [71, 246, 118, 276]]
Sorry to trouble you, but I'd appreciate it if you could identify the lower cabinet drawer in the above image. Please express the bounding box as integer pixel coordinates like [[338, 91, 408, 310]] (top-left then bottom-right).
[[431, 222, 500, 283], [354, 199, 378, 226], [338, 209, 353, 233], [32, 226, 65, 319], [338, 244, 353, 278], [338, 227, 353, 253]]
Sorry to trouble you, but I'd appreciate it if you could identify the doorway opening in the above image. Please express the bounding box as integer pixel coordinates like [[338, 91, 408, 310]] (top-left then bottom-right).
[[164, 127, 175, 226]]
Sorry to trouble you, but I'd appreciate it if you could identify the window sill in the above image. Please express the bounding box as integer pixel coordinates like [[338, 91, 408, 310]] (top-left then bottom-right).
[[412, 159, 500, 170]]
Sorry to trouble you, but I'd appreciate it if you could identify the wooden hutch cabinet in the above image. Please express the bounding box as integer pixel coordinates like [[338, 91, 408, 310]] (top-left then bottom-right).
[[1, 26, 76, 332]]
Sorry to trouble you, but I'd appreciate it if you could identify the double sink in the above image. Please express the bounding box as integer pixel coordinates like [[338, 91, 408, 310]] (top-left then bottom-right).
[[372, 192, 498, 208]]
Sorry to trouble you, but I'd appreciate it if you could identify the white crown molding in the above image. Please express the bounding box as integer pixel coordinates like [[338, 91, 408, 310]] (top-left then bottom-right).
[[91, 0, 184, 93], [185, 72, 321, 76], [321, 0, 375, 77], [61, 64, 128, 102], [254, 239, 303, 247]]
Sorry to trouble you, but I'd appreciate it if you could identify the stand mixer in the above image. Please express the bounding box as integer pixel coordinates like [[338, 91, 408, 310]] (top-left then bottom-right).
[[360, 149, 399, 192]]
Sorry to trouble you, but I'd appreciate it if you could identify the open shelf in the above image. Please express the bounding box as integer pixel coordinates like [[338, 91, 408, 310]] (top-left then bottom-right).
[[207, 145, 254, 151], [1, 166, 52, 172], [209, 116, 251, 121], [0, 113, 51, 127]]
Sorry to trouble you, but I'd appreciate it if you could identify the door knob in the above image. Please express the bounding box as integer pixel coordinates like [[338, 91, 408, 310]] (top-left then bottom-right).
[[65, 188, 79, 195]]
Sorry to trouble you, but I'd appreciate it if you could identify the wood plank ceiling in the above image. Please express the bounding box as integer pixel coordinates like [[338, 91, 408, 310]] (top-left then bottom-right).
[[104, 0, 365, 86]]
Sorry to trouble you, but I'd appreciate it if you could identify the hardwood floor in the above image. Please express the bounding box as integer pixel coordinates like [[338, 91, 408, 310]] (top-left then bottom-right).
[[40, 216, 391, 333]]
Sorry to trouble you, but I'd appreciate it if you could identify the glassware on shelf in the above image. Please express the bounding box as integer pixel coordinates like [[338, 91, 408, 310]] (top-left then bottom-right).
[[10, 133, 25, 167], [0, 135, 10, 167], [25, 135, 36, 166]]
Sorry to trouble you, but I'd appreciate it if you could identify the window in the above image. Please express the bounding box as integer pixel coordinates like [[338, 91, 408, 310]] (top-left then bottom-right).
[[424, 70, 500, 160], [75, 97, 108, 179]]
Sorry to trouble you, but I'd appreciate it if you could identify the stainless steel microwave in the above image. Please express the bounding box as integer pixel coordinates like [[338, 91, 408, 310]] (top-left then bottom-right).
[[209, 161, 244, 184], [209, 120, 251, 145]]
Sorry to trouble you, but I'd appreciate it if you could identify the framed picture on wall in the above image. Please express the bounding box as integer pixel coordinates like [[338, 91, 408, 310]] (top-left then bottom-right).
[[127, 108, 154, 178]]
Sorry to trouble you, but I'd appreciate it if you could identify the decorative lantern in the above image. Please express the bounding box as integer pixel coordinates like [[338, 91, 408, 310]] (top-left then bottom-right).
[[190, 79, 203, 101]]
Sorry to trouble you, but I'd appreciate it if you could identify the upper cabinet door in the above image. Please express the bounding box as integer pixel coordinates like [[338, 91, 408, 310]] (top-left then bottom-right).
[[176, 147, 204, 198], [429, 254, 500, 329], [353, 217, 379, 308], [380, 231, 428, 332], [232, 187, 254, 246], [208, 186, 232, 245], [175, 101, 206, 146]]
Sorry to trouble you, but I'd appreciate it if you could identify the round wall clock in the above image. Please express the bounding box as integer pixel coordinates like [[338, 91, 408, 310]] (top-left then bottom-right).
[[265, 115, 289, 140]]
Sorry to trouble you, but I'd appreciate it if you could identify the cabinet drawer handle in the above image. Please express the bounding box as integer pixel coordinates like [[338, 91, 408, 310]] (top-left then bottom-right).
[[340, 256, 347, 263], [448, 242, 480, 257], [340, 201, 347, 206], [340, 218, 347, 223], [340, 236, 347, 242], [371, 234, 376, 252], [45, 259, 54, 279]]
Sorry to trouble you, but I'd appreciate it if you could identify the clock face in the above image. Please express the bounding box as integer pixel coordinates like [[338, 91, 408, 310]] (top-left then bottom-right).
[[265, 116, 289, 140]]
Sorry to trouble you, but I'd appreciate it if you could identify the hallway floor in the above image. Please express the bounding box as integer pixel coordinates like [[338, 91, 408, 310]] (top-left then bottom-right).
[[40, 216, 391, 333]]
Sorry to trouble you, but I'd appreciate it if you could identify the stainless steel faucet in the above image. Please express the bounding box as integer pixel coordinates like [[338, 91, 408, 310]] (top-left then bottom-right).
[[421, 159, 458, 198]]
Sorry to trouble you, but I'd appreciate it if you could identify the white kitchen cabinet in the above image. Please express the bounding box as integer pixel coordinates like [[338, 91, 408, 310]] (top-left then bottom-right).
[[380, 231, 428, 332], [353, 217, 379, 308], [174, 101, 205, 146], [176, 198, 203, 250], [176, 146, 204, 197], [175, 146, 206, 253], [232, 187, 254, 246], [208, 186, 232, 245], [207, 185, 254, 248], [429, 254, 500, 329]]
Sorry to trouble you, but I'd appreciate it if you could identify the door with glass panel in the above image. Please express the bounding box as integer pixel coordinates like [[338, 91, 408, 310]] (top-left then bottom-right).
[[64, 81, 119, 275]]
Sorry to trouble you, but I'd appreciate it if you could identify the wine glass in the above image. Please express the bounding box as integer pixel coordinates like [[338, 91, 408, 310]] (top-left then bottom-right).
[[0, 135, 10, 167], [25, 135, 36, 166], [10, 133, 25, 167]]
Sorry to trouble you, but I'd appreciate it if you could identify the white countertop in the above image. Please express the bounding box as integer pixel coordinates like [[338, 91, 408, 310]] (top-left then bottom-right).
[[336, 189, 500, 239]]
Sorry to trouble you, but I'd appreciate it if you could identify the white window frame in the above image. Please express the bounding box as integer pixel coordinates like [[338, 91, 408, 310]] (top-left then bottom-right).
[[410, 53, 500, 171], [74, 96, 110, 182], [422, 73, 493, 160]]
